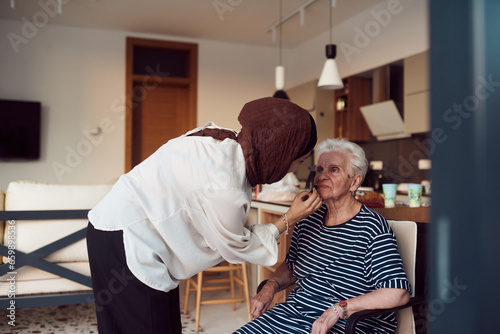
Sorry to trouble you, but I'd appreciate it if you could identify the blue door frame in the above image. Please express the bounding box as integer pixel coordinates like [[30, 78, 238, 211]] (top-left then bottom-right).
[[429, 0, 500, 332]]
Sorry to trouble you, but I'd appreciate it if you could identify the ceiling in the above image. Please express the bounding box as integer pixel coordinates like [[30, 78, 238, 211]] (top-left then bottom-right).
[[0, 0, 384, 48]]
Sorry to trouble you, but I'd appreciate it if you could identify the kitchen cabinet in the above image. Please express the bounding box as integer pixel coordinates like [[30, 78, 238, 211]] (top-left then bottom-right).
[[314, 86, 335, 147], [259, 210, 295, 307], [334, 76, 372, 142], [249, 201, 295, 306], [287, 80, 334, 150], [404, 51, 430, 134], [371, 205, 430, 223]]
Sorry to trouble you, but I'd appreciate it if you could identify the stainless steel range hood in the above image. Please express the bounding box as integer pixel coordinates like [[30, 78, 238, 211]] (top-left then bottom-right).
[[360, 100, 411, 141]]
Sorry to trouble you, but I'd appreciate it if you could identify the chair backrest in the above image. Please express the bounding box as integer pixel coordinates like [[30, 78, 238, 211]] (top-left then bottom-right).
[[387, 220, 417, 334]]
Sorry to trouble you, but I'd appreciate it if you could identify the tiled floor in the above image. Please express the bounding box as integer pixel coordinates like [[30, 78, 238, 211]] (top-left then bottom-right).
[[0, 303, 98, 334], [0, 282, 251, 334], [180, 280, 251, 333]]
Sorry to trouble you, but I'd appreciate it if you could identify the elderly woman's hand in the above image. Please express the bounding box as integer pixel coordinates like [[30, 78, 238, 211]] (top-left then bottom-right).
[[249, 283, 276, 319], [287, 188, 322, 224], [311, 306, 338, 334]]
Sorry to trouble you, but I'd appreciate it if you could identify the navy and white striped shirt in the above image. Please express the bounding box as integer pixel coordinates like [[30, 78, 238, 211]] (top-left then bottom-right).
[[285, 203, 411, 332], [234, 204, 411, 334]]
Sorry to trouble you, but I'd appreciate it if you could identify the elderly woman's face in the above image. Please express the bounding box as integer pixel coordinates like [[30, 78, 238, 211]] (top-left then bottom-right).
[[314, 150, 359, 202]]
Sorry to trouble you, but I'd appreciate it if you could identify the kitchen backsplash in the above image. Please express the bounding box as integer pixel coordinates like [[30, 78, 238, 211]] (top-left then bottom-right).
[[360, 133, 431, 189], [294, 134, 431, 191]]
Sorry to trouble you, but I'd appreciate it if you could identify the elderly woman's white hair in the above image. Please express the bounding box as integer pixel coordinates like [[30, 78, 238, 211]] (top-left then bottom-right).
[[315, 138, 369, 182]]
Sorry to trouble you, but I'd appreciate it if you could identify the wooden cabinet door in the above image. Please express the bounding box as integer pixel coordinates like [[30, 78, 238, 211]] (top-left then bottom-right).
[[334, 77, 371, 142], [404, 51, 430, 134], [259, 210, 295, 307]]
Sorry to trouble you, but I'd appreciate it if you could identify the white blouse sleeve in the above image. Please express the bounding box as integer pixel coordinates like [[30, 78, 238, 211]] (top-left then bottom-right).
[[185, 187, 279, 267]]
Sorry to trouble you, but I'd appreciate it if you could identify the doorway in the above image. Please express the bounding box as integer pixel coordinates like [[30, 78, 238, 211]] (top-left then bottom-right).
[[125, 37, 198, 171]]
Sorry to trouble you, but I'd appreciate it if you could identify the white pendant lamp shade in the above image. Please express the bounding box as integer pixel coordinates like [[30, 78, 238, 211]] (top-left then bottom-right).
[[275, 65, 285, 90], [318, 44, 343, 90], [318, 59, 343, 90]]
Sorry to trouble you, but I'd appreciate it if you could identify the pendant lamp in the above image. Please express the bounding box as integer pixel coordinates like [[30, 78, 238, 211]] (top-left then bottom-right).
[[273, 0, 290, 100], [318, 0, 343, 90]]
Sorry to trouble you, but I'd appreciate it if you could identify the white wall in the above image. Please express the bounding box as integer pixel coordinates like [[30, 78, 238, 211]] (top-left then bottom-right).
[[0, 20, 276, 190], [198, 40, 277, 130], [0, 0, 428, 190], [0, 22, 127, 189]]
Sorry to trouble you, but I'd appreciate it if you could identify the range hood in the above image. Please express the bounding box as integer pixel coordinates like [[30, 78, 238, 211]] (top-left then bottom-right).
[[360, 100, 411, 141]]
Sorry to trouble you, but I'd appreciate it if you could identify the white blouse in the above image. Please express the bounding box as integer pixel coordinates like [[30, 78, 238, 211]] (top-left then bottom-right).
[[88, 123, 279, 292]]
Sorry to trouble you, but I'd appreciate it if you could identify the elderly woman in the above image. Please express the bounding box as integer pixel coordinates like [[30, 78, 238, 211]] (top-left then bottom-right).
[[235, 138, 411, 334], [86, 97, 323, 334]]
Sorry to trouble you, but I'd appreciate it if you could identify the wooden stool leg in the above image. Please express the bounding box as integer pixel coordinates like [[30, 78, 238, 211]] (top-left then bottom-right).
[[183, 278, 191, 315], [242, 263, 252, 321], [230, 264, 236, 310], [195, 273, 203, 332], [235, 266, 242, 299]]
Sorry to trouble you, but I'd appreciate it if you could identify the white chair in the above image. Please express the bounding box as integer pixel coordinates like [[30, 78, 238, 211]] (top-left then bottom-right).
[[345, 220, 426, 334], [388, 220, 418, 334]]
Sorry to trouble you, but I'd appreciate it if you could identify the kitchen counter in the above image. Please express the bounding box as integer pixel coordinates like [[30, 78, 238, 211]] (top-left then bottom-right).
[[371, 205, 430, 223], [250, 199, 290, 211], [251, 199, 430, 224]]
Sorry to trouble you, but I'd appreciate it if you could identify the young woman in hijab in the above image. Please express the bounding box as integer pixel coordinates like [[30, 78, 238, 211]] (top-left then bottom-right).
[[86, 97, 323, 334]]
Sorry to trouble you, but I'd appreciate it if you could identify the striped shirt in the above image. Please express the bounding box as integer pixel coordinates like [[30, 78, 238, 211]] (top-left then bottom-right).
[[234, 204, 410, 334]]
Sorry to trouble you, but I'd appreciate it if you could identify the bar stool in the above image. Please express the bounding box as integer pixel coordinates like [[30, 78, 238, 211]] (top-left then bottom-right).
[[183, 261, 252, 331]]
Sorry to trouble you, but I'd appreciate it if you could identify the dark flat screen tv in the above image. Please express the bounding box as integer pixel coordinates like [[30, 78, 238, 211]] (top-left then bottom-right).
[[0, 99, 41, 160]]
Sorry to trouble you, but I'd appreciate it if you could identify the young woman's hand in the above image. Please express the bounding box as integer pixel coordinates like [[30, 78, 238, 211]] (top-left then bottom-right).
[[287, 187, 322, 224]]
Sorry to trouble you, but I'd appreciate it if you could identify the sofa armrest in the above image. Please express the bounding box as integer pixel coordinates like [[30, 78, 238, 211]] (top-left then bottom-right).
[[0, 210, 91, 286], [0, 210, 89, 221]]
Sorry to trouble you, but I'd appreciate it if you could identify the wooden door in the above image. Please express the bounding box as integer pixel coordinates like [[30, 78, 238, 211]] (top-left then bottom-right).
[[125, 37, 197, 171], [130, 82, 190, 166]]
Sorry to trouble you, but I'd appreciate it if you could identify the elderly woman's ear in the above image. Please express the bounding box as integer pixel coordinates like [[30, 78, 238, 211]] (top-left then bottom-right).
[[350, 174, 363, 192]]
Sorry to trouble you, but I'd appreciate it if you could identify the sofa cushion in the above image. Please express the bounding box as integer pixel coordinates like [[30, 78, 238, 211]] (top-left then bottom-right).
[[0, 262, 92, 297], [3, 181, 112, 263]]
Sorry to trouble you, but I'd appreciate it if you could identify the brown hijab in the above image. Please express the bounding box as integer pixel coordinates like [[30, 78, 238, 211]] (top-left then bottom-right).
[[237, 97, 317, 187]]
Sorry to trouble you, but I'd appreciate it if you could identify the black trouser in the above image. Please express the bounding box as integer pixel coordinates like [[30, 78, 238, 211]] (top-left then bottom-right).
[[86, 222, 181, 334]]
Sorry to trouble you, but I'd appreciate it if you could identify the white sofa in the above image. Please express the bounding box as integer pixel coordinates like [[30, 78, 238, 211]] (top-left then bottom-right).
[[0, 181, 112, 308]]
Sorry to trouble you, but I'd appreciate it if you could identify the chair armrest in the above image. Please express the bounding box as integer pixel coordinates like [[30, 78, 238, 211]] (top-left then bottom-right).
[[344, 295, 427, 334]]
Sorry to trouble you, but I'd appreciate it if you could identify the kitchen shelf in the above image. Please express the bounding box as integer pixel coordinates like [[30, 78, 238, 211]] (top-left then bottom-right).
[[334, 76, 372, 142]]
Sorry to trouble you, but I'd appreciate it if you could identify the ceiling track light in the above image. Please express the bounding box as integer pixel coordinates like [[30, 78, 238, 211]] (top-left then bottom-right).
[[272, 0, 290, 100], [266, 0, 319, 35], [10, 0, 62, 14], [318, 0, 343, 90], [10, 0, 63, 14], [300, 8, 305, 26]]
